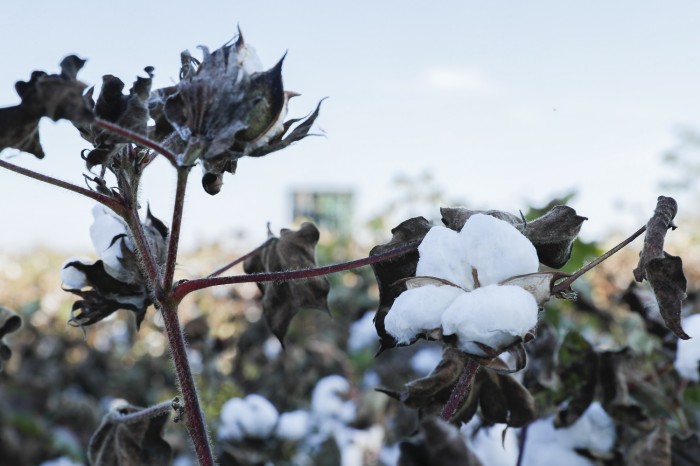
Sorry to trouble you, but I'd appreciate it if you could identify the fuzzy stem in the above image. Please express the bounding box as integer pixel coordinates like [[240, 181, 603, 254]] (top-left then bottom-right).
[[163, 169, 189, 291], [207, 237, 275, 278], [440, 359, 480, 421], [124, 203, 163, 292], [159, 300, 215, 466], [108, 399, 179, 425], [94, 118, 179, 168], [552, 225, 647, 295], [0, 158, 124, 213], [172, 241, 420, 302]]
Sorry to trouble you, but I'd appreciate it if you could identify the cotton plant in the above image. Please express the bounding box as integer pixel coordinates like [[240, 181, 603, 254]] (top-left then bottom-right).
[[0, 19, 693, 466]]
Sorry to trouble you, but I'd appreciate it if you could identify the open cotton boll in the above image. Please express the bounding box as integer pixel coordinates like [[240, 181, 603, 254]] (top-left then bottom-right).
[[385, 285, 463, 345], [441, 285, 538, 356], [675, 314, 700, 381], [558, 402, 616, 452], [89, 205, 133, 274], [276, 410, 312, 441], [219, 394, 279, 440], [60, 259, 89, 289], [416, 226, 472, 288], [459, 214, 539, 286], [312, 375, 356, 423]]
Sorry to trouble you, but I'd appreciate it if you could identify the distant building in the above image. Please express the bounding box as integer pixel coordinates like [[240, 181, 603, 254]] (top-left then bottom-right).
[[290, 190, 354, 235]]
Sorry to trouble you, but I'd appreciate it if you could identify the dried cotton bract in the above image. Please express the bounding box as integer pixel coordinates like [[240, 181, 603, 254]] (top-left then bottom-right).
[[384, 214, 540, 356]]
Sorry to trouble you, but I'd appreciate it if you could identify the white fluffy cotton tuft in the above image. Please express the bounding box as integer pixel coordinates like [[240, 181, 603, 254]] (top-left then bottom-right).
[[441, 285, 538, 355], [60, 259, 89, 289], [276, 410, 312, 441], [415, 226, 471, 287], [311, 375, 356, 423], [384, 285, 463, 345], [219, 394, 279, 440], [675, 314, 700, 381]]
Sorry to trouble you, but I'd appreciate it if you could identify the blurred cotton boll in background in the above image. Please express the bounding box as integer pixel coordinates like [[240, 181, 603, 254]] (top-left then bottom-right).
[[674, 314, 700, 381], [219, 394, 279, 440]]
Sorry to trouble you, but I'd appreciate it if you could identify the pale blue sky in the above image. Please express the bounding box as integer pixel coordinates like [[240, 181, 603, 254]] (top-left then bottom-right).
[[1, 1, 698, 253]]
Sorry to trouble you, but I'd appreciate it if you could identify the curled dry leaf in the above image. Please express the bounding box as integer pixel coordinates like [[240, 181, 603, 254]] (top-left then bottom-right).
[[0, 55, 93, 158], [88, 403, 172, 466], [398, 417, 483, 466], [0, 307, 22, 372], [633, 196, 689, 340], [370, 217, 431, 351], [243, 222, 330, 344], [440, 205, 587, 269]]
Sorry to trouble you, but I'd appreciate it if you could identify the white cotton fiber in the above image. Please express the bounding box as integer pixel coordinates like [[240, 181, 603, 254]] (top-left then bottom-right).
[[219, 394, 279, 440], [416, 226, 471, 287], [89, 205, 133, 275], [441, 285, 538, 355], [348, 310, 379, 353], [675, 314, 700, 382], [384, 285, 463, 345], [461, 419, 519, 466], [60, 259, 89, 289], [276, 410, 312, 441], [459, 214, 539, 286], [410, 345, 444, 375], [312, 375, 356, 423]]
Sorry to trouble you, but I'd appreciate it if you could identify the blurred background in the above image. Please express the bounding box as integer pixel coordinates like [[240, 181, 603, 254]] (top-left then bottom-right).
[[1, 2, 700, 465]]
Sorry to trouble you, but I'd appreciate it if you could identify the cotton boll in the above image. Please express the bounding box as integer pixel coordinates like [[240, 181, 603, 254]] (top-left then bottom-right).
[[461, 419, 519, 466], [276, 410, 312, 441], [441, 285, 538, 356], [416, 226, 472, 288], [89, 206, 128, 255], [560, 402, 616, 453], [675, 314, 700, 382], [459, 214, 539, 286], [60, 259, 89, 289], [219, 394, 279, 440], [312, 375, 356, 423], [385, 285, 463, 345]]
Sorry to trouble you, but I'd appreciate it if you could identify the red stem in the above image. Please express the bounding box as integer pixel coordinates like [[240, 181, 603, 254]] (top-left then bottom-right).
[[440, 358, 480, 421], [172, 241, 420, 302], [552, 225, 647, 295], [206, 237, 275, 278], [95, 118, 179, 167], [160, 300, 215, 466], [0, 158, 124, 213], [163, 169, 189, 290]]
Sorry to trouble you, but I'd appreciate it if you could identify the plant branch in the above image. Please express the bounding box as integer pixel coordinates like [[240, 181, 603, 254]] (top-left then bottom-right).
[[159, 300, 215, 466], [163, 168, 190, 291], [0, 158, 124, 213], [95, 118, 179, 168], [172, 241, 420, 302], [552, 225, 647, 295], [124, 202, 163, 292], [207, 237, 275, 278], [108, 399, 180, 425], [440, 358, 480, 421]]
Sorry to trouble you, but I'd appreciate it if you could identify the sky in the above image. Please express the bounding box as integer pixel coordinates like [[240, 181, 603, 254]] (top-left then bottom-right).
[[1, 1, 699, 254]]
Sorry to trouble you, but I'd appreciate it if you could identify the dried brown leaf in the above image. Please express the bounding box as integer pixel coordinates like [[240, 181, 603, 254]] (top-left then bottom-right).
[[555, 331, 598, 427], [243, 222, 330, 344], [628, 424, 671, 466], [88, 404, 172, 466]]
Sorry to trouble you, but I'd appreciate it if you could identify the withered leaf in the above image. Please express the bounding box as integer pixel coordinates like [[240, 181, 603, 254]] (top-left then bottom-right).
[[0, 307, 22, 372], [440, 205, 587, 269], [400, 348, 471, 408], [243, 222, 330, 344], [398, 417, 483, 466], [88, 403, 172, 466], [555, 331, 598, 427], [598, 348, 651, 429], [370, 217, 431, 351], [0, 55, 93, 158], [478, 370, 536, 427], [628, 424, 671, 466], [633, 196, 689, 340]]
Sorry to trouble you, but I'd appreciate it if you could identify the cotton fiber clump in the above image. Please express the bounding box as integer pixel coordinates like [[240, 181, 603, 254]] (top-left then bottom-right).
[[521, 402, 616, 466], [441, 285, 538, 355], [675, 314, 700, 381], [384, 214, 540, 354], [219, 394, 279, 440]]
